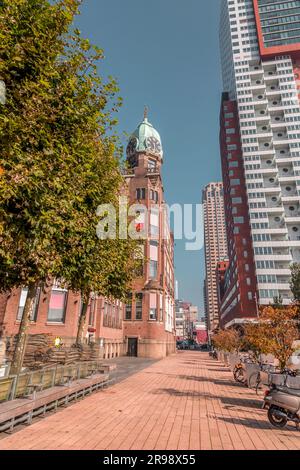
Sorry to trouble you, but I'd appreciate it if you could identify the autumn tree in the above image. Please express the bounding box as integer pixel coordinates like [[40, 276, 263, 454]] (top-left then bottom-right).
[[243, 322, 272, 363], [244, 306, 299, 372], [212, 329, 242, 353], [0, 0, 136, 372]]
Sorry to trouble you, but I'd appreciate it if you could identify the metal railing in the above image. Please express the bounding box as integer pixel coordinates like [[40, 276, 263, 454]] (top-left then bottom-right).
[[0, 360, 104, 403]]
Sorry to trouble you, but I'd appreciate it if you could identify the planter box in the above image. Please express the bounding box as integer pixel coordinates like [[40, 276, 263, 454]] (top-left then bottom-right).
[[269, 373, 286, 387], [286, 375, 300, 390]]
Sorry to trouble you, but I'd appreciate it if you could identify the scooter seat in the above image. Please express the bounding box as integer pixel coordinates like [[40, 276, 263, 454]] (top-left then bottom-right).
[[277, 386, 300, 397]]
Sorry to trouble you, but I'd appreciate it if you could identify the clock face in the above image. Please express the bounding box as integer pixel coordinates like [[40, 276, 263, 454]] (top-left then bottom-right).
[[126, 137, 138, 156], [145, 136, 162, 154]]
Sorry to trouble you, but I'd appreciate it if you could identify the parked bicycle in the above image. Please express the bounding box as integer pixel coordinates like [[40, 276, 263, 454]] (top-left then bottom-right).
[[248, 363, 276, 393], [233, 355, 254, 385]]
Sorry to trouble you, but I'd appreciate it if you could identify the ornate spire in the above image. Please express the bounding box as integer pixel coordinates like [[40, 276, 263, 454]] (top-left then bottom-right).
[[144, 105, 149, 121]]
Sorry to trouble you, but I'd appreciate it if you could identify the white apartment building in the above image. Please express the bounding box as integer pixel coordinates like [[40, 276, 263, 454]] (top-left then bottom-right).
[[220, 0, 300, 307]]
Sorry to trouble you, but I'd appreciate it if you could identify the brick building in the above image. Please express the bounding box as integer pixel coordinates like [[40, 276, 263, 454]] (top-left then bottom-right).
[[0, 285, 124, 360], [0, 110, 176, 364], [122, 111, 176, 359]]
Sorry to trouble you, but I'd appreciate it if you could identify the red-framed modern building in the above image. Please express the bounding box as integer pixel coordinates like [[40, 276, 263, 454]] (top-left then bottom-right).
[[218, 0, 300, 328]]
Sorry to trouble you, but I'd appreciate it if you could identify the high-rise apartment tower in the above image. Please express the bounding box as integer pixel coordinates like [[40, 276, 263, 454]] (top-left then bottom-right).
[[203, 183, 228, 333], [219, 0, 300, 328]]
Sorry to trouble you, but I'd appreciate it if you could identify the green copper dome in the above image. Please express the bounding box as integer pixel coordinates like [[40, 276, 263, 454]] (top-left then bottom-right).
[[126, 110, 163, 159]]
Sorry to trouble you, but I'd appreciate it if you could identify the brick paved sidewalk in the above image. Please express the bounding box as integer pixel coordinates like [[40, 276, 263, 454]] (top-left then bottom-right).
[[0, 351, 299, 450]]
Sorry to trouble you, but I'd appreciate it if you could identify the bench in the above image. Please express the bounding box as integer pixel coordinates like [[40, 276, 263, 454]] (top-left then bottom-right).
[[0, 373, 111, 433]]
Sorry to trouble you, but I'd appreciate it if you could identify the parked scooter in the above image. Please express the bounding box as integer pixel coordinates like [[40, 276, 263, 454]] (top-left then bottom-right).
[[263, 370, 300, 430]]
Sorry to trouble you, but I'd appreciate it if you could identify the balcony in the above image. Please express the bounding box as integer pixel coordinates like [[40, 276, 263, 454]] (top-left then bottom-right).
[[264, 73, 281, 81], [256, 132, 273, 140], [265, 206, 284, 214], [258, 147, 275, 156], [256, 268, 291, 276], [258, 282, 292, 291], [121, 168, 135, 177], [253, 97, 268, 107], [147, 167, 160, 176], [278, 175, 297, 183], [266, 88, 280, 96], [285, 216, 300, 224], [254, 113, 270, 121], [282, 195, 300, 203], [264, 186, 281, 194], [249, 67, 263, 76]]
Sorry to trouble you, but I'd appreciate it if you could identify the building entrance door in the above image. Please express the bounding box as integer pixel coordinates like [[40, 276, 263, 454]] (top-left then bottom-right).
[[128, 338, 138, 357]]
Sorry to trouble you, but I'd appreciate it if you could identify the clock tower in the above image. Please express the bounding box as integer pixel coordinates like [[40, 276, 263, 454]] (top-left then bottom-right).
[[123, 109, 176, 359]]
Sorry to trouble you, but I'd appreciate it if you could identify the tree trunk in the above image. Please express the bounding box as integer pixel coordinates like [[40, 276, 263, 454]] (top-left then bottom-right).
[[76, 292, 90, 345], [10, 283, 38, 375]]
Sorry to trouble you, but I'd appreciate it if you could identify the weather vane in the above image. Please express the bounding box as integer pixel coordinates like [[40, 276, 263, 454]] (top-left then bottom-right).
[[144, 105, 149, 120]]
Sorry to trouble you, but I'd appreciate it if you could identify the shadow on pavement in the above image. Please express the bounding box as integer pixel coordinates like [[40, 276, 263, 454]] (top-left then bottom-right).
[[220, 396, 262, 409], [177, 375, 209, 383], [104, 357, 158, 385], [151, 387, 263, 411], [217, 415, 296, 432], [151, 388, 207, 398], [213, 379, 246, 388]]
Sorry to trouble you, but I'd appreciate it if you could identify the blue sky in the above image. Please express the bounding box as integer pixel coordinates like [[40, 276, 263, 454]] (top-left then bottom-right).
[[76, 0, 223, 313]]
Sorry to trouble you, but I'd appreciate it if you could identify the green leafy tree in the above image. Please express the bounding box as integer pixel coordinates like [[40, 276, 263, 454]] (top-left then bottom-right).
[[0, 0, 135, 372]]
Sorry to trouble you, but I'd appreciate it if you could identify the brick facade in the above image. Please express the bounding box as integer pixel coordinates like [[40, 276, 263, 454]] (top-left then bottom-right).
[[0, 286, 125, 362], [123, 115, 176, 359], [219, 94, 258, 328]]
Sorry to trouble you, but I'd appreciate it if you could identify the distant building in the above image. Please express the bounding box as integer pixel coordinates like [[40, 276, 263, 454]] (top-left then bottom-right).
[[194, 321, 208, 345], [216, 259, 229, 314], [175, 300, 185, 341], [175, 300, 198, 342], [203, 183, 228, 334]]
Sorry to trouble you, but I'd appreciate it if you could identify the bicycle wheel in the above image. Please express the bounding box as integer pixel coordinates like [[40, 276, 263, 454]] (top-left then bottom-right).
[[248, 371, 260, 389], [234, 367, 246, 384]]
